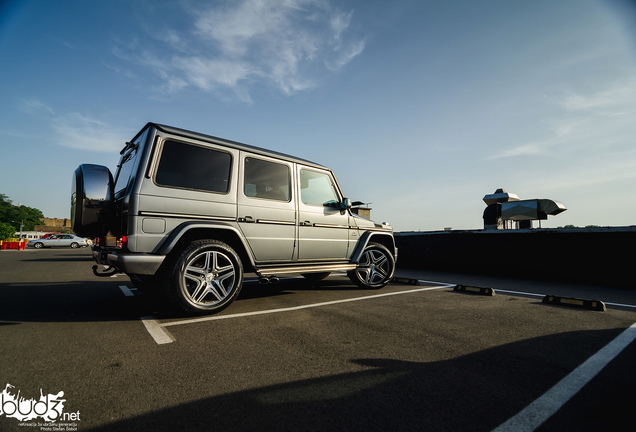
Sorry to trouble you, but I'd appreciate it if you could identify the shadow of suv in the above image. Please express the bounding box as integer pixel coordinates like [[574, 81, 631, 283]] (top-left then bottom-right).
[[71, 123, 396, 314]]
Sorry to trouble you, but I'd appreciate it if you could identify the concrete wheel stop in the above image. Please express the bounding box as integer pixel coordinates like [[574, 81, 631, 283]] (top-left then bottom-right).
[[453, 285, 496, 296], [542, 295, 606, 311]]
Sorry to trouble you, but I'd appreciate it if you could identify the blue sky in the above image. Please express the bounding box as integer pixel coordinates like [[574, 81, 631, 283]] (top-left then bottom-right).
[[1, 0, 635, 231]]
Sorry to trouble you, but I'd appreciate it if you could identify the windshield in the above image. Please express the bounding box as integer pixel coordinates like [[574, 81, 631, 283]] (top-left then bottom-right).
[[114, 129, 148, 194]]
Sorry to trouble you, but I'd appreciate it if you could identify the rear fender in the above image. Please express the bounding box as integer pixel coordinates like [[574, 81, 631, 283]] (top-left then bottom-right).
[[156, 222, 256, 269]]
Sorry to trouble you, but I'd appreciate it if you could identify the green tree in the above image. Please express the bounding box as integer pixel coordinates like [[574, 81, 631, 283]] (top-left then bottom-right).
[[0, 221, 15, 240], [0, 193, 45, 231]]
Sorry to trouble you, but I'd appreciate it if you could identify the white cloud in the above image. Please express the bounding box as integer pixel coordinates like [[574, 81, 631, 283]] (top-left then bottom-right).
[[487, 142, 549, 160], [326, 39, 365, 71], [53, 113, 130, 153], [19, 97, 132, 152], [487, 76, 636, 160], [20, 98, 55, 115], [114, 0, 365, 102], [330, 10, 353, 41], [556, 79, 636, 116]]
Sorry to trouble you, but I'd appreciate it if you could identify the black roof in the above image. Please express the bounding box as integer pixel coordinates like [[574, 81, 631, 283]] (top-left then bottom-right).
[[135, 122, 327, 170]]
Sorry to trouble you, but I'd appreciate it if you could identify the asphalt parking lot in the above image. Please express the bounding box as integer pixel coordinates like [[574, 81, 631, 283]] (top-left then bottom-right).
[[1, 248, 635, 431]]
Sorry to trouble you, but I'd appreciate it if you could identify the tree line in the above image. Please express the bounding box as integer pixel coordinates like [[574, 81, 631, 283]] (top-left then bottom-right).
[[0, 193, 45, 240]]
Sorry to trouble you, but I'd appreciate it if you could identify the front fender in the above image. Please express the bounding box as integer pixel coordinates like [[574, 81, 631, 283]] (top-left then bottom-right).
[[350, 231, 397, 264]]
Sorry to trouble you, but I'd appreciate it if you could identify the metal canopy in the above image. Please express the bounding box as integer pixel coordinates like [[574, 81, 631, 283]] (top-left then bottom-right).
[[501, 199, 567, 221], [483, 188, 520, 205]]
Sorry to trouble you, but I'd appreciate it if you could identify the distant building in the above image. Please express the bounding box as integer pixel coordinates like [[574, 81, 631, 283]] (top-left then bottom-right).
[[13, 231, 48, 240], [351, 206, 372, 220], [34, 217, 73, 234]]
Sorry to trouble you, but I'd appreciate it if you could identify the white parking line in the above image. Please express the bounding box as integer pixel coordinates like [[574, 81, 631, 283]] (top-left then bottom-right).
[[119, 285, 136, 297], [497, 289, 545, 298], [601, 301, 636, 309], [492, 321, 636, 432], [140, 316, 174, 345], [140, 282, 453, 344]]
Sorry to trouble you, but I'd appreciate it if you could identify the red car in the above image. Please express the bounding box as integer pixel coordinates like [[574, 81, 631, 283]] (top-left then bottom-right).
[[41, 233, 64, 239]]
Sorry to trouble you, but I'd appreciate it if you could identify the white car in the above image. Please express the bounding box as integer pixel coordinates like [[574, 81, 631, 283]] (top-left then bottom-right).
[[28, 234, 89, 249]]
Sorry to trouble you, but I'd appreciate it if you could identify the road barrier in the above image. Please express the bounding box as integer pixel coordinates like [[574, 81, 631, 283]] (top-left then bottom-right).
[[0, 240, 27, 250]]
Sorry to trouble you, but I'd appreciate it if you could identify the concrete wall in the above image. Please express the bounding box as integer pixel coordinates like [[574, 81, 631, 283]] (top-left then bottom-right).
[[40, 217, 72, 227], [394, 227, 636, 287]]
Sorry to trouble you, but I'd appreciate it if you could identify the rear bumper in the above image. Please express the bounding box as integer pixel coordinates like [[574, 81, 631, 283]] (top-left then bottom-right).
[[93, 249, 165, 275]]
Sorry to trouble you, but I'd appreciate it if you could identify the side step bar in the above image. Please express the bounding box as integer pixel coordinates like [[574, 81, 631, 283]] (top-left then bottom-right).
[[257, 263, 357, 277]]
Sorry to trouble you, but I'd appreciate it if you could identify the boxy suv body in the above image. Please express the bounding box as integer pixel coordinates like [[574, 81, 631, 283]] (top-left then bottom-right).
[[71, 123, 397, 314]]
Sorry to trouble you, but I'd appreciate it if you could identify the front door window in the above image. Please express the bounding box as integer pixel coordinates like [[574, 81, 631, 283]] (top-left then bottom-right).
[[300, 170, 338, 207], [298, 168, 351, 260]]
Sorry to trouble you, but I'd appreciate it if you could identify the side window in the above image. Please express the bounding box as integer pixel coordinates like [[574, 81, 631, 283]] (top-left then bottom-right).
[[114, 129, 148, 194], [114, 146, 139, 194], [300, 170, 339, 206], [243, 157, 291, 202], [155, 140, 231, 193]]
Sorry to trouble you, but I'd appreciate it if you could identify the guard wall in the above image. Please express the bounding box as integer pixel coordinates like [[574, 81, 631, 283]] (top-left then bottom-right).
[[394, 227, 635, 287]]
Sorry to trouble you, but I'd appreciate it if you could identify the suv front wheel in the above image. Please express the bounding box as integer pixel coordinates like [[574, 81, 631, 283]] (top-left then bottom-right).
[[164, 240, 244, 314], [348, 242, 395, 289]]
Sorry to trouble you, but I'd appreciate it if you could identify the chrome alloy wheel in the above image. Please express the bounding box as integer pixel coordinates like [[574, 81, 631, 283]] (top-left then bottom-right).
[[356, 249, 390, 285], [182, 250, 237, 306], [348, 242, 395, 289]]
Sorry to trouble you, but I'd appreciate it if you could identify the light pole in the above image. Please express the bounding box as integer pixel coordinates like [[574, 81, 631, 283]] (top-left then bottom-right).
[[12, 220, 24, 239]]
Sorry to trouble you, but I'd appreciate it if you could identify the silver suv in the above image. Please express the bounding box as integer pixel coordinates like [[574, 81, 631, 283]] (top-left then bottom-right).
[[71, 123, 396, 314]]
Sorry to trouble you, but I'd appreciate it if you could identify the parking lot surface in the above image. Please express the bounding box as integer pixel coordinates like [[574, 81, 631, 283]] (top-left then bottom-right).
[[1, 248, 634, 431]]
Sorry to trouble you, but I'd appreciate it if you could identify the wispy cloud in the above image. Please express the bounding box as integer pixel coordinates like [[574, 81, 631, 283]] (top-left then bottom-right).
[[52, 113, 130, 153], [113, 0, 365, 102], [47, 36, 78, 50], [20, 98, 55, 115], [487, 76, 636, 160], [20, 98, 131, 152], [555, 82, 636, 116]]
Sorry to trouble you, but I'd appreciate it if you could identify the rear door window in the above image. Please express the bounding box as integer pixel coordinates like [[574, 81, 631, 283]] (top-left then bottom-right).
[[243, 157, 291, 202], [155, 140, 232, 193]]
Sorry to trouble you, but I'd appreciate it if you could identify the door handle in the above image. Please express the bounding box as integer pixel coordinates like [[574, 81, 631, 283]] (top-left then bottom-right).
[[244, 216, 255, 223], [301, 220, 312, 226]]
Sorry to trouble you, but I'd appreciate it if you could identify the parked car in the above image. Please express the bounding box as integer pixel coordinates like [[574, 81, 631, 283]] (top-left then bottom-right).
[[41, 233, 64, 239], [71, 122, 397, 315], [28, 234, 89, 249]]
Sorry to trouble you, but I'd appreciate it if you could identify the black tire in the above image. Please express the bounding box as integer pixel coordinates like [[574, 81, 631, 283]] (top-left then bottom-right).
[[70, 242, 79, 248], [301, 272, 331, 281], [34, 242, 44, 249], [347, 242, 395, 289], [164, 240, 243, 315]]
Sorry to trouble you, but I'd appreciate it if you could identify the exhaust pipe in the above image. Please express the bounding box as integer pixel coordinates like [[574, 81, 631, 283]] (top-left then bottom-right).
[[257, 276, 280, 284]]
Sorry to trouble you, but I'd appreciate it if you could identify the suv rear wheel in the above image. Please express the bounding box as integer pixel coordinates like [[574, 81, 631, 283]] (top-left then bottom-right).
[[348, 242, 395, 289], [165, 240, 244, 314]]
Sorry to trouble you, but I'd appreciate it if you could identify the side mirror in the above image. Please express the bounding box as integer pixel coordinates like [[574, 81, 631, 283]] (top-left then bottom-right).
[[340, 198, 352, 213]]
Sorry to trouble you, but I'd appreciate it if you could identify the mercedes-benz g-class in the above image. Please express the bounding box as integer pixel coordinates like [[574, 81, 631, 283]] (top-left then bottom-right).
[[71, 123, 396, 314]]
